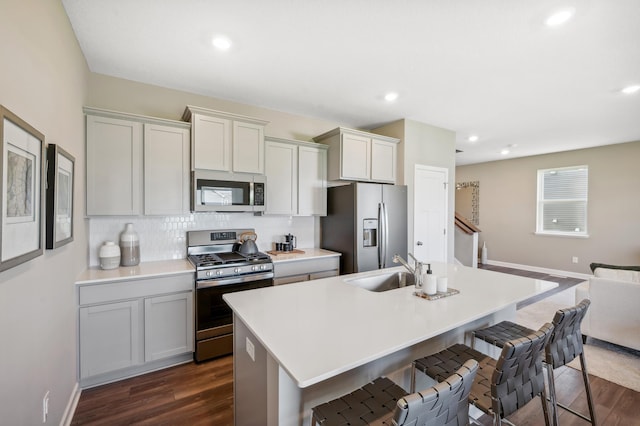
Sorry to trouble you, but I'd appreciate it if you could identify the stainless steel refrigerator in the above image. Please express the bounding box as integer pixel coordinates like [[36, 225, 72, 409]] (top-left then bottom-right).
[[321, 182, 407, 274]]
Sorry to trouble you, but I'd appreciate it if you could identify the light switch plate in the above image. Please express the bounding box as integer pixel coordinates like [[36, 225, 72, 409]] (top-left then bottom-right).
[[246, 337, 255, 361]]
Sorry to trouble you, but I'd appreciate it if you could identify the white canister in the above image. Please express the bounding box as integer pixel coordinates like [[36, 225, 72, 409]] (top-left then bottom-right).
[[99, 241, 121, 270], [119, 223, 140, 266]]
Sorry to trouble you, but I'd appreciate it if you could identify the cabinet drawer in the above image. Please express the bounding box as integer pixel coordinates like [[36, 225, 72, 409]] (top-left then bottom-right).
[[274, 274, 310, 286], [310, 270, 339, 280], [273, 256, 340, 278], [79, 274, 193, 306]]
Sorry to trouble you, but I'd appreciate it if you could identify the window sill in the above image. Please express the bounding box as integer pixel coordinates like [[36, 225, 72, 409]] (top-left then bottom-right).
[[534, 232, 590, 239]]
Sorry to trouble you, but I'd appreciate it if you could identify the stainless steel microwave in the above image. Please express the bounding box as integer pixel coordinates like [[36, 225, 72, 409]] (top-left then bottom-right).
[[192, 170, 265, 213]]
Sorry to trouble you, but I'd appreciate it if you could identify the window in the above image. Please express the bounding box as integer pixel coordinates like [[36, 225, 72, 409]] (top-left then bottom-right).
[[536, 165, 588, 236]]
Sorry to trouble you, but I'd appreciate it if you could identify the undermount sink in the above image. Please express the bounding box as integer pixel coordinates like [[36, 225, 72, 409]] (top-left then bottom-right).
[[345, 271, 415, 292]]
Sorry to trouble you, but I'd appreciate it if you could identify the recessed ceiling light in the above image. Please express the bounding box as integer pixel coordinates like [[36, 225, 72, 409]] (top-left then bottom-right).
[[621, 85, 640, 94], [212, 36, 232, 50], [501, 149, 510, 155], [384, 92, 399, 102], [545, 9, 574, 27], [468, 135, 479, 142]]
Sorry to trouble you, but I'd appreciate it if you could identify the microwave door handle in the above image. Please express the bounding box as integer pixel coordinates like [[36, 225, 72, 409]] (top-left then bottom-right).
[[249, 181, 254, 206]]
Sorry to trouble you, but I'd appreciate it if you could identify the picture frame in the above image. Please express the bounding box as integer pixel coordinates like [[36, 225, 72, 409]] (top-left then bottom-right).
[[0, 105, 45, 272], [46, 144, 74, 249]]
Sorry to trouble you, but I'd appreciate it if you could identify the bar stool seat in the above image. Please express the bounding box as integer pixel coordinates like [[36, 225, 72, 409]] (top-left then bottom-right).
[[312, 359, 478, 426], [471, 321, 534, 350]]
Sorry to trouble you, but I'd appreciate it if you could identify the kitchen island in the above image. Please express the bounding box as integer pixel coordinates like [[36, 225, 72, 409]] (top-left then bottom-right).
[[224, 262, 557, 426]]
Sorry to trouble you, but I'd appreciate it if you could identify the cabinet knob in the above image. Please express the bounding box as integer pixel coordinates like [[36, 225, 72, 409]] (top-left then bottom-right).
[[416, 241, 423, 246]]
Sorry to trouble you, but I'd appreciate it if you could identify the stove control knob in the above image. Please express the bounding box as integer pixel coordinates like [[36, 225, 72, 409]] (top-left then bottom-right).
[[251, 265, 258, 271], [216, 270, 223, 276], [234, 267, 241, 274], [259, 265, 265, 270], [205, 271, 212, 277]]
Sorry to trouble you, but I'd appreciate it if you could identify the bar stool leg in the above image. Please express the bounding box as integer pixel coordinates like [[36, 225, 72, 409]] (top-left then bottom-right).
[[541, 385, 552, 426], [580, 352, 598, 425], [410, 361, 416, 393], [544, 364, 558, 426]]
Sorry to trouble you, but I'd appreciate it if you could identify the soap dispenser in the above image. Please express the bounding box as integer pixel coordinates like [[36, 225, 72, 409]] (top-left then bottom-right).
[[423, 264, 437, 295]]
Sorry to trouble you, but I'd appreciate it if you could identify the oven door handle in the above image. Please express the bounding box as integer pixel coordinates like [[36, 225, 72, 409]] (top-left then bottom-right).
[[196, 271, 274, 289]]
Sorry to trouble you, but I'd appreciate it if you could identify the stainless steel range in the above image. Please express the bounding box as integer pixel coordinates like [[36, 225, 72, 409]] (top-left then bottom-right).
[[187, 228, 274, 362]]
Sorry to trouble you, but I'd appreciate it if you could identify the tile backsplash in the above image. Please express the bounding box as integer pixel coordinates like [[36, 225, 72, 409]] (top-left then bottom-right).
[[89, 213, 318, 266]]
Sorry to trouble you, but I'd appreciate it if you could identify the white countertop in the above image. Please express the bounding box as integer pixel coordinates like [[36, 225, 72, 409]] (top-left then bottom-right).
[[224, 263, 557, 388], [268, 248, 340, 263], [76, 259, 194, 285]]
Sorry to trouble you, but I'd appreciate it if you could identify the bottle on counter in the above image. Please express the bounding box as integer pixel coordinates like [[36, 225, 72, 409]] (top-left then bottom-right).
[[423, 263, 437, 295], [119, 223, 140, 266]]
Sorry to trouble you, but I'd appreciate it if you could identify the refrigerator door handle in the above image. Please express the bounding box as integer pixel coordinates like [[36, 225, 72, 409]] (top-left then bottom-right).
[[378, 203, 383, 269], [380, 202, 389, 268]]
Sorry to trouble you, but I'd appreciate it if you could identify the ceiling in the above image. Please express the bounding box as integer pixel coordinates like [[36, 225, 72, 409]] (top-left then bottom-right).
[[61, 0, 640, 165]]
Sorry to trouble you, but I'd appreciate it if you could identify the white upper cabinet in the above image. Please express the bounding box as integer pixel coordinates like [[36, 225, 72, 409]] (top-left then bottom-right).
[[233, 121, 265, 174], [341, 132, 371, 180], [265, 137, 327, 216], [313, 127, 399, 184], [192, 114, 231, 171], [144, 124, 190, 215], [370, 137, 397, 183], [85, 107, 190, 216], [86, 114, 143, 216], [265, 140, 297, 215], [298, 145, 327, 216], [183, 106, 268, 175]]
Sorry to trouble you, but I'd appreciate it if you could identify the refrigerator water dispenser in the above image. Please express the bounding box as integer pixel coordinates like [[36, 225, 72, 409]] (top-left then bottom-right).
[[363, 219, 378, 247]]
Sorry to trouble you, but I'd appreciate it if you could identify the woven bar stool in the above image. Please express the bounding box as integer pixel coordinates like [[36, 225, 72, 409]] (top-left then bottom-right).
[[470, 299, 596, 426], [311, 359, 478, 426], [411, 324, 554, 426]]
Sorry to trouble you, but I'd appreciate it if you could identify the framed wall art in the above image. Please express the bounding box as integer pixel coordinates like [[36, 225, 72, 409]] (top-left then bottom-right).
[[46, 144, 74, 249], [0, 105, 45, 272]]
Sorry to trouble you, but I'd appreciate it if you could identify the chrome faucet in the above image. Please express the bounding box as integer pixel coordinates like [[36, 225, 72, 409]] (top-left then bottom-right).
[[393, 253, 425, 288]]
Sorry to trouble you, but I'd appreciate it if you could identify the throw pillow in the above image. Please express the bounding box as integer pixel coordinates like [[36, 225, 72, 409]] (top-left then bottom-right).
[[590, 262, 640, 283]]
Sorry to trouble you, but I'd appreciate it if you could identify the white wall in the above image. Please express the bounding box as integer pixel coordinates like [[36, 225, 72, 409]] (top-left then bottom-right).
[[374, 119, 457, 263], [0, 1, 89, 424]]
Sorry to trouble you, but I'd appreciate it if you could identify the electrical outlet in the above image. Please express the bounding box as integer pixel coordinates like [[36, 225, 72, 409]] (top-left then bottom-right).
[[246, 337, 255, 362], [572, 256, 579, 264], [42, 391, 49, 423]]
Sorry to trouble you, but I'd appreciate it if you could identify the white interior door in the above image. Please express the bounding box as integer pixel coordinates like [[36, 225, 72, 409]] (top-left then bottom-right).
[[414, 165, 448, 262]]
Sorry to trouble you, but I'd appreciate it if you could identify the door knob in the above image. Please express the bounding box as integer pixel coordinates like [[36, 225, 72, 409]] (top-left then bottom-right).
[[416, 241, 423, 246]]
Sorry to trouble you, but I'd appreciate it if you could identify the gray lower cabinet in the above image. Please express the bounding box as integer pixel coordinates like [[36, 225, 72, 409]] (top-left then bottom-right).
[[78, 273, 194, 387], [273, 256, 340, 285]]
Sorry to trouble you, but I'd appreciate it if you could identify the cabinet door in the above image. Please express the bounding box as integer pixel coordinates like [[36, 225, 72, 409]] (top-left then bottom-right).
[[265, 141, 297, 215], [193, 114, 231, 171], [340, 133, 370, 180], [298, 146, 327, 216], [144, 292, 194, 362], [371, 138, 397, 183], [144, 124, 190, 215], [233, 121, 265, 173], [79, 300, 143, 379], [86, 115, 143, 215]]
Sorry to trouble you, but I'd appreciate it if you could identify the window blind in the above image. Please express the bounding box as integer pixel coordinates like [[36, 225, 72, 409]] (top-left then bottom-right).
[[537, 166, 588, 235]]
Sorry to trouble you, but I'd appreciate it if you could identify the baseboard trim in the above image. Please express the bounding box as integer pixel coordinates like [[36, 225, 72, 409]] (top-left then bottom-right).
[[484, 260, 591, 281], [61, 382, 81, 426]]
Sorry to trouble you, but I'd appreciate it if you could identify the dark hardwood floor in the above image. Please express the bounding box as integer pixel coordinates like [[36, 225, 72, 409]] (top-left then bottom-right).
[[72, 266, 638, 425]]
